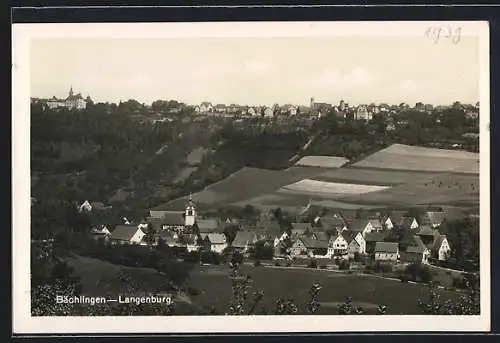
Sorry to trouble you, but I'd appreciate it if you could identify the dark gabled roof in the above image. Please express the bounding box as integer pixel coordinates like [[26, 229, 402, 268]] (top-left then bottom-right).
[[420, 211, 446, 226], [399, 217, 418, 231], [375, 241, 399, 253], [416, 225, 435, 236], [90, 201, 111, 210], [348, 219, 371, 232], [387, 210, 408, 225], [312, 231, 329, 242], [111, 225, 141, 241], [320, 216, 346, 230], [300, 237, 329, 249], [340, 230, 358, 244], [146, 217, 166, 230], [196, 218, 220, 233], [430, 234, 447, 253], [340, 209, 358, 222], [164, 211, 185, 226], [232, 231, 257, 248], [365, 231, 389, 243], [290, 222, 312, 234]]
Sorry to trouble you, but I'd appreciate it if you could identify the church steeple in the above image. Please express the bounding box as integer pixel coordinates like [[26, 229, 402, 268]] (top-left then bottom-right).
[[69, 86, 74, 97], [185, 193, 196, 227]]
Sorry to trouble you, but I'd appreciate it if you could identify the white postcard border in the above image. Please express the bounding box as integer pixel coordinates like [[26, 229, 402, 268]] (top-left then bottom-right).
[[12, 21, 491, 334]]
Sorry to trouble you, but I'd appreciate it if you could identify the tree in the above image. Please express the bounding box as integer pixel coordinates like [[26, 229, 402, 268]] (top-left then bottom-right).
[[143, 223, 157, 248], [251, 241, 274, 261]]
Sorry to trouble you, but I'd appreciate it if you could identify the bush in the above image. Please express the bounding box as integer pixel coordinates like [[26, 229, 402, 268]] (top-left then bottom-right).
[[200, 250, 222, 265], [339, 259, 350, 270], [404, 263, 433, 283], [186, 286, 200, 296], [308, 259, 318, 269], [254, 259, 262, 267], [274, 261, 281, 267], [319, 264, 327, 269], [373, 261, 392, 273], [400, 274, 409, 283]]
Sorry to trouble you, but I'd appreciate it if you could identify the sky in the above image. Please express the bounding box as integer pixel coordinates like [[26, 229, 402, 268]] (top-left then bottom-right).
[[30, 36, 479, 106]]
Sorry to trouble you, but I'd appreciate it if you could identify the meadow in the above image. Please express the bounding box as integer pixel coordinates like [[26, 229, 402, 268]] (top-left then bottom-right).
[[159, 143, 480, 212], [351, 144, 479, 174], [185, 264, 463, 315], [154, 166, 326, 211]]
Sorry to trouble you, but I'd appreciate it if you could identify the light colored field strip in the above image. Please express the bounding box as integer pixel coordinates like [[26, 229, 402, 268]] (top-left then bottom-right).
[[295, 155, 349, 168], [282, 179, 390, 195]]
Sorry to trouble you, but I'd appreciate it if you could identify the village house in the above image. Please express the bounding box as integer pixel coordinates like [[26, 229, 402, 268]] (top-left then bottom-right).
[[368, 219, 383, 232], [214, 104, 227, 114], [290, 237, 328, 258], [399, 217, 420, 231], [364, 231, 390, 254], [399, 234, 430, 264], [328, 230, 366, 258], [205, 232, 228, 253], [415, 226, 451, 261], [90, 225, 112, 241], [198, 102, 213, 114], [347, 219, 375, 238], [196, 218, 221, 234], [419, 211, 446, 228], [383, 211, 409, 230], [290, 222, 313, 240], [263, 107, 274, 118], [110, 225, 146, 245], [355, 105, 373, 121], [231, 230, 258, 255], [78, 200, 112, 213], [374, 242, 399, 261]]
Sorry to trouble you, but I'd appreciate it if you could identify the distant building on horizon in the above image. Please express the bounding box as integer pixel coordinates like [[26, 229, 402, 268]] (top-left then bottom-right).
[[35, 86, 91, 111]]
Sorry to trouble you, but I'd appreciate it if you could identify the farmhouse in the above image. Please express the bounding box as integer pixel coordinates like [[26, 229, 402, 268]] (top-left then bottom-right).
[[327, 230, 365, 258], [430, 235, 451, 261], [232, 231, 258, 254], [110, 225, 145, 245], [365, 231, 390, 254], [399, 235, 430, 264], [90, 225, 112, 240], [419, 211, 446, 228], [196, 218, 221, 234], [374, 242, 399, 261], [415, 227, 451, 261], [205, 233, 227, 253], [290, 223, 313, 240], [399, 217, 419, 231], [291, 237, 328, 258], [383, 210, 408, 230], [368, 219, 383, 232]]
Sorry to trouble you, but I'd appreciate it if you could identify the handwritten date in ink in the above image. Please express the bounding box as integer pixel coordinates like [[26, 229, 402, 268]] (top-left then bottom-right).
[[426, 25, 462, 44]]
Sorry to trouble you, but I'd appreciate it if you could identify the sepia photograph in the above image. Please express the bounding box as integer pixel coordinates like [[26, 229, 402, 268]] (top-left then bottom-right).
[[13, 21, 490, 333]]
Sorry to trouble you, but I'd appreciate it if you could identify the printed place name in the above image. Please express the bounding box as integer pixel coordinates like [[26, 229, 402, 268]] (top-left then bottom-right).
[[56, 295, 173, 306]]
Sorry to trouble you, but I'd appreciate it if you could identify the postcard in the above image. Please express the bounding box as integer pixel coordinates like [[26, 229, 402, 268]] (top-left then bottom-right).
[[12, 20, 490, 334]]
